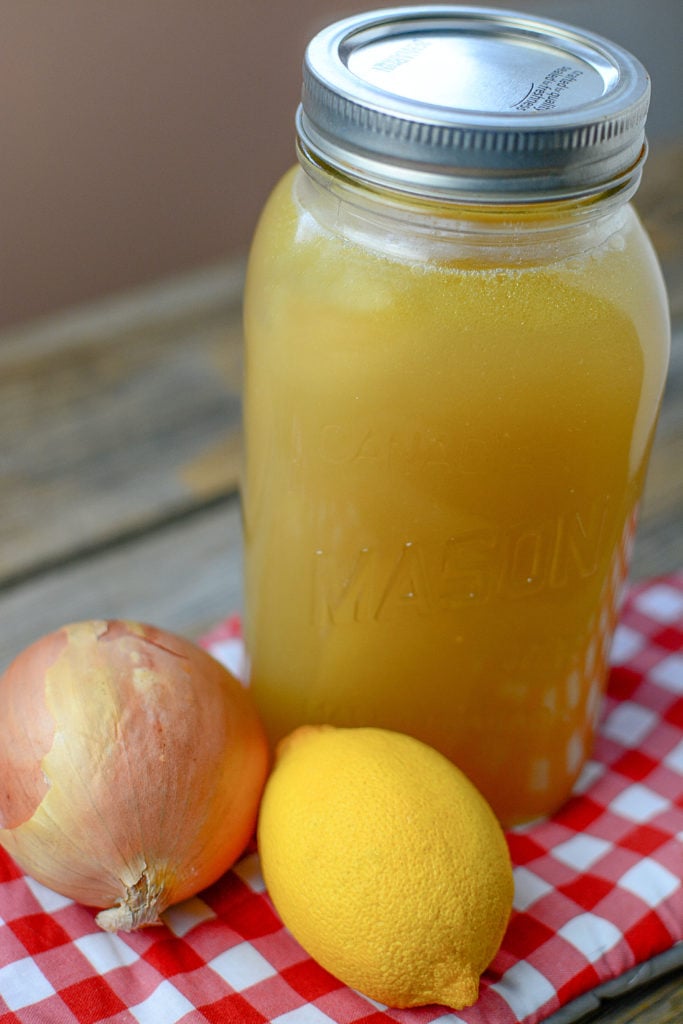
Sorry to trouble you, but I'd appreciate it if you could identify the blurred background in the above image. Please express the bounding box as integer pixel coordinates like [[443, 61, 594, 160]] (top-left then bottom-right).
[[1, 0, 681, 331]]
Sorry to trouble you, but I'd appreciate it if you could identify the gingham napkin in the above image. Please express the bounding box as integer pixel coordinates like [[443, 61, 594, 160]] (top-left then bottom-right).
[[0, 575, 681, 1024]]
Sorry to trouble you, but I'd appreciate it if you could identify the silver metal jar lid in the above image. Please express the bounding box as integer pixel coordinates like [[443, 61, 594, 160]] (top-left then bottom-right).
[[296, 5, 650, 202]]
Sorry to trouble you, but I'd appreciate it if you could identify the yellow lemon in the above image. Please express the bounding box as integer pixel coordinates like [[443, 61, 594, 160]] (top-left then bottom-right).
[[257, 725, 513, 1009]]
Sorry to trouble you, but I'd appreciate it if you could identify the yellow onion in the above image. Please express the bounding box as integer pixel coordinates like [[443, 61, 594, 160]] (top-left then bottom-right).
[[0, 619, 268, 931]]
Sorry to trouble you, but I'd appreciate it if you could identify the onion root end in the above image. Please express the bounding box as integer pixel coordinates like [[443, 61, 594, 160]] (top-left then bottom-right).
[[95, 868, 168, 932]]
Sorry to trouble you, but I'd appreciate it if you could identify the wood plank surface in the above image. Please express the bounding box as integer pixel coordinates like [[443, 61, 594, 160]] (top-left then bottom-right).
[[579, 967, 683, 1024], [547, 945, 683, 1024], [0, 325, 679, 671], [596, 971, 683, 1024], [0, 261, 245, 587], [630, 321, 683, 579], [0, 497, 242, 671], [635, 142, 683, 319], [1, 144, 680, 594]]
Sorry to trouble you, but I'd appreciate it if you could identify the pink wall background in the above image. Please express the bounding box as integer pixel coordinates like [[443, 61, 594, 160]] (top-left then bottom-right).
[[1, 0, 680, 330]]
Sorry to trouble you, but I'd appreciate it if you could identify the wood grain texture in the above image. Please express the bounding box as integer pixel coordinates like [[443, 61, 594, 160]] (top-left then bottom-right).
[[0, 497, 242, 672], [580, 967, 683, 1023], [630, 325, 683, 579], [543, 946, 683, 1024], [636, 142, 683, 319], [0, 145, 680, 590], [0, 261, 244, 586]]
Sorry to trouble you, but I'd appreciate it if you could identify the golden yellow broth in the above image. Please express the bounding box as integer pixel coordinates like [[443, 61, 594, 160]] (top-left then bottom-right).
[[242, 168, 669, 824]]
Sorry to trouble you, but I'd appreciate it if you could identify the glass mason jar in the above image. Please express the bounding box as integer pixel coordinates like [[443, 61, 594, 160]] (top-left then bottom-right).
[[242, 6, 670, 825]]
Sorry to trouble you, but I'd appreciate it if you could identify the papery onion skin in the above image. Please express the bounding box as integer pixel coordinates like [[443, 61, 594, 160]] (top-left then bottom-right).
[[0, 620, 269, 931]]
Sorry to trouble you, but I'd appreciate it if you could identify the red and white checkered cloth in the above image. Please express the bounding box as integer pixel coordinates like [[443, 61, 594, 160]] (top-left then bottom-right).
[[1, 574, 682, 1024]]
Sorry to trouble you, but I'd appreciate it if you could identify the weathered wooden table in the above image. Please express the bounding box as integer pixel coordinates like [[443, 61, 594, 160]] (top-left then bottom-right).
[[1, 146, 681, 1021]]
